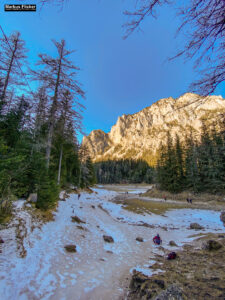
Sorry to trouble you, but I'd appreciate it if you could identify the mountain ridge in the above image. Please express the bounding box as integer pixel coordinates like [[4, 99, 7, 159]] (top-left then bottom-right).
[[82, 93, 225, 165]]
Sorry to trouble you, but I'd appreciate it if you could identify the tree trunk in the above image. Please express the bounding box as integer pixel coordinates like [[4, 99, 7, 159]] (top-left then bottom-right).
[[1, 35, 18, 103], [57, 146, 63, 185], [46, 41, 64, 168]]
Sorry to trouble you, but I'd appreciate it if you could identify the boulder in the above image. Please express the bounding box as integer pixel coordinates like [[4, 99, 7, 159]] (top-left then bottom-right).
[[64, 245, 77, 253], [136, 237, 144, 242], [27, 193, 37, 203], [190, 223, 204, 230], [0, 237, 4, 243], [220, 211, 225, 224], [103, 235, 114, 243], [71, 216, 86, 224], [202, 240, 223, 251], [169, 240, 177, 247]]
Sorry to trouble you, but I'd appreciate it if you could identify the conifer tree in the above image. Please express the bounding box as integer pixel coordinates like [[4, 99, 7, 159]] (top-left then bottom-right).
[[32, 39, 85, 168]]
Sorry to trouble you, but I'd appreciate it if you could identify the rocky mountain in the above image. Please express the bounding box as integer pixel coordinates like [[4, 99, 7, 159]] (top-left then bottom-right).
[[82, 93, 225, 165]]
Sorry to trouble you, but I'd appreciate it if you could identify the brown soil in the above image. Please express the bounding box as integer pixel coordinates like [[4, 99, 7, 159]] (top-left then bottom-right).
[[127, 233, 225, 299]]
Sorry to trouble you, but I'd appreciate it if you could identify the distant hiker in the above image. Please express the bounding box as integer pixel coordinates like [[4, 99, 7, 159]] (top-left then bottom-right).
[[190, 198, 192, 204], [167, 251, 177, 260], [153, 234, 162, 245], [78, 193, 81, 200], [186, 198, 189, 203], [164, 196, 167, 201]]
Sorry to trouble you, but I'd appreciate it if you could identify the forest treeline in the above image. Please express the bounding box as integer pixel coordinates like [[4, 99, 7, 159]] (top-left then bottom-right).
[[95, 122, 225, 195], [157, 123, 225, 194], [0, 31, 95, 218], [94, 159, 155, 184]]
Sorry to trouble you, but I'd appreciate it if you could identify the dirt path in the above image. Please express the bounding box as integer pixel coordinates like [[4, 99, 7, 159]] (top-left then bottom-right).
[[0, 187, 224, 300]]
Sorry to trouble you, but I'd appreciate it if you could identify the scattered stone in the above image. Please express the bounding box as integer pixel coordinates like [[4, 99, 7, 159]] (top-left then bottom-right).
[[154, 284, 185, 300], [64, 245, 76, 253], [0, 237, 4, 243], [96, 225, 100, 228], [91, 205, 95, 209], [220, 211, 225, 224], [27, 193, 37, 203], [169, 240, 177, 247], [202, 240, 223, 251], [189, 223, 204, 230], [76, 225, 87, 231], [103, 235, 114, 243], [106, 250, 113, 254], [136, 237, 144, 242], [99, 258, 105, 261], [71, 216, 86, 224]]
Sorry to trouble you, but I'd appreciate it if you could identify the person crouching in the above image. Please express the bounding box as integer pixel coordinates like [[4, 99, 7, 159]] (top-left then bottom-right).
[[153, 234, 162, 245]]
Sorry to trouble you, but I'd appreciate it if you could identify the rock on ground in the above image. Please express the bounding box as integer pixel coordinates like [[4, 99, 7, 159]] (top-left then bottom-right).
[[169, 240, 177, 247], [103, 235, 114, 243], [189, 223, 204, 230], [202, 240, 223, 251], [220, 211, 225, 224], [27, 193, 37, 203], [136, 237, 144, 242], [71, 216, 86, 224], [64, 245, 77, 253]]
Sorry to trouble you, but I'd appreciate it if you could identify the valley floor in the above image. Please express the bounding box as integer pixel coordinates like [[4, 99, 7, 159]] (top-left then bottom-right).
[[0, 185, 224, 300]]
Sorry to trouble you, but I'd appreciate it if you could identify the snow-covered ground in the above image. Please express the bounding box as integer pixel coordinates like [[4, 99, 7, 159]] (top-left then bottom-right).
[[0, 187, 224, 300]]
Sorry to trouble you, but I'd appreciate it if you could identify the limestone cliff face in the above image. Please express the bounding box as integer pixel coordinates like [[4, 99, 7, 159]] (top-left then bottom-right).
[[82, 93, 225, 165]]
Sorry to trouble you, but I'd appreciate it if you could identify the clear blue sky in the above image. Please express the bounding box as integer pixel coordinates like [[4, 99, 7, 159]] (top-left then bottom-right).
[[1, 0, 225, 141]]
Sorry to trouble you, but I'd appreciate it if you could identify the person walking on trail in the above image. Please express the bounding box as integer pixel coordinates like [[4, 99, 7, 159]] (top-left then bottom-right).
[[153, 234, 162, 245], [78, 193, 81, 200]]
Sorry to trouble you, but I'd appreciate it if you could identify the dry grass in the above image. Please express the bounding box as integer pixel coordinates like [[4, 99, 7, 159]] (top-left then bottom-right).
[[114, 197, 188, 215], [128, 233, 225, 299], [143, 188, 225, 204], [0, 213, 12, 224], [32, 205, 56, 223]]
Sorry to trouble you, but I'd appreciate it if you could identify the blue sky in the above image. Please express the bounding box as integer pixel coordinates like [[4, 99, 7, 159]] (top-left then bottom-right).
[[1, 0, 225, 141]]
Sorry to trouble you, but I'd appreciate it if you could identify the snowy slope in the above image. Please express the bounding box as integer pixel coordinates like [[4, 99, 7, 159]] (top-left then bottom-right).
[[0, 188, 224, 300]]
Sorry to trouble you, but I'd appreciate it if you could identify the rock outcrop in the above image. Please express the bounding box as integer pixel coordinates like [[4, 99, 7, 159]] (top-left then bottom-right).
[[82, 93, 225, 165]]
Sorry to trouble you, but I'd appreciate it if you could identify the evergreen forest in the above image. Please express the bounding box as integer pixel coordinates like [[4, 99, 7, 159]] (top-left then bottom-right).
[[0, 32, 95, 219]]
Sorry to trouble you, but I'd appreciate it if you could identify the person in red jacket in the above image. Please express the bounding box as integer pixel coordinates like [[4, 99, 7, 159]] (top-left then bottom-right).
[[153, 234, 162, 245]]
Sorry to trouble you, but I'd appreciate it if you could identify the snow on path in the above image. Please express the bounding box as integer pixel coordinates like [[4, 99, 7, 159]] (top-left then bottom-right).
[[0, 188, 224, 300]]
